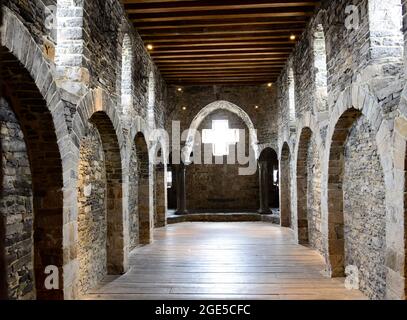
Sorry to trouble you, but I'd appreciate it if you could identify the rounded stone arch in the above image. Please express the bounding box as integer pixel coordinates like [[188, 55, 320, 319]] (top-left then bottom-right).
[[71, 88, 127, 297], [322, 84, 393, 299], [293, 113, 324, 246], [183, 100, 259, 160], [1, 7, 71, 299], [280, 142, 292, 228], [150, 139, 168, 228], [257, 145, 280, 211], [127, 117, 154, 247], [134, 132, 153, 244]]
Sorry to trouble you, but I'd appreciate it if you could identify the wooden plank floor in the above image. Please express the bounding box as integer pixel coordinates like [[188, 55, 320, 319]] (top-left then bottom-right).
[[84, 222, 366, 300]]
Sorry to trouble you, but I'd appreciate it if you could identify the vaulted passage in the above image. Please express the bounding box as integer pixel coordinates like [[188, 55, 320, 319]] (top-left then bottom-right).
[[85, 222, 366, 300]]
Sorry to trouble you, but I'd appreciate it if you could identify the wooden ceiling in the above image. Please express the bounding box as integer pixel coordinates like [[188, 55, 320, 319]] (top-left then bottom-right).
[[122, 0, 320, 85]]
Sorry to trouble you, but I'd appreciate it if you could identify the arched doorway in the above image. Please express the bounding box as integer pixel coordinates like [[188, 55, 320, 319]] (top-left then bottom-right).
[[258, 148, 279, 214], [0, 47, 64, 299], [135, 133, 152, 244], [76, 111, 124, 296], [166, 152, 177, 211], [153, 145, 167, 227], [280, 143, 292, 228], [296, 128, 312, 244], [327, 108, 386, 299]]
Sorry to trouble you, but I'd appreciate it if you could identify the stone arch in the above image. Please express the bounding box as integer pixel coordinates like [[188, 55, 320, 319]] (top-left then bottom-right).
[[323, 84, 392, 299], [294, 113, 324, 250], [135, 132, 152, 244], [184, 100, 259, 160], [258, 147, 280, 213], [71, 89, 127, 297], [296, 127, 313, 244], [1, 7, 71, 299], [280, 142, 292, 228], [152, 141, 168, 228]]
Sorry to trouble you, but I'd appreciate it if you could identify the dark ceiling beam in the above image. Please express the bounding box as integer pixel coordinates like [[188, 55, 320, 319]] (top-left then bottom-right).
[[121, 0, 319, 84], [123, 1, 319, 14]]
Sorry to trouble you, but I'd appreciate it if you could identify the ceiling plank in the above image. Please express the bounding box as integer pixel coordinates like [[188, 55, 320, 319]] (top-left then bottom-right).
[[121, 0, 318, 85], [124, 1, 319, 14]]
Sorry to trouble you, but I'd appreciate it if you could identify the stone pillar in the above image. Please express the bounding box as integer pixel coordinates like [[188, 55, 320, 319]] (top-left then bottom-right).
[[155, 164, 168, 227], [174, 163, 188, 215], [258, 161, 271, 214]]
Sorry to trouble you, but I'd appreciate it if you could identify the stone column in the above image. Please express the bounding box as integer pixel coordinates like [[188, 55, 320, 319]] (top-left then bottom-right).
[[258, 160, 271, 214], [175, 163, 188, 215], [155, 164, 168, 227]]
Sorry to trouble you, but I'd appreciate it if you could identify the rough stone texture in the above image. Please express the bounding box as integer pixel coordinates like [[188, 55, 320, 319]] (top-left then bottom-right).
[[307, 138, 323, 253], [77, 123, 107, 296], [343, 116, 386, 299], [128, 143, 139, 251], [0, 97, 34, 300]]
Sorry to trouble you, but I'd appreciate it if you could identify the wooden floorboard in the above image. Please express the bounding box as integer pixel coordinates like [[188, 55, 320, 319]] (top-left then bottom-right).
[[84, 222, 366, 300]]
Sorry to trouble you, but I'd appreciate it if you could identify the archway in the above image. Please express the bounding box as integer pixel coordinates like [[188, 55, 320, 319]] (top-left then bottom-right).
[[166, 152, 177, 211], [153, 145, 167, 227], [258, 148, 279, 214], [280, 143, 292, 228], [135, 133, 152, 244], [0, 47, 64, 299], [327, 108, 386, 299], [185, 107, 259, 212], [296, 128, 312, 244], [76, 111, 124, 295], [184, 100, 259, 160]]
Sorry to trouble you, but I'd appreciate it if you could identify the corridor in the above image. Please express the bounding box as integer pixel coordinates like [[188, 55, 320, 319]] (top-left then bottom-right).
[[85, 222, 366, 300]]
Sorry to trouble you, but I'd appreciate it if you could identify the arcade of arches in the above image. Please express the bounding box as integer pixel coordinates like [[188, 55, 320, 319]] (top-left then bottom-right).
[[1, 0, 407, 301]]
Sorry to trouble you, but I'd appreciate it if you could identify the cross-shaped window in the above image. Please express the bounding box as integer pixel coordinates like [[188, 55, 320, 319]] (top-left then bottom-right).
[[202, 120, 240, 156]]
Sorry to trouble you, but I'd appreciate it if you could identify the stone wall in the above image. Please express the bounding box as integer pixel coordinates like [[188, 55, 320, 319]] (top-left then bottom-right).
[[307, 138, 323, 253], [343, 116, 386, 299], [128, 144, 139, 251], [0, 97, 34, 300], [77, 123, 107, 296]]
